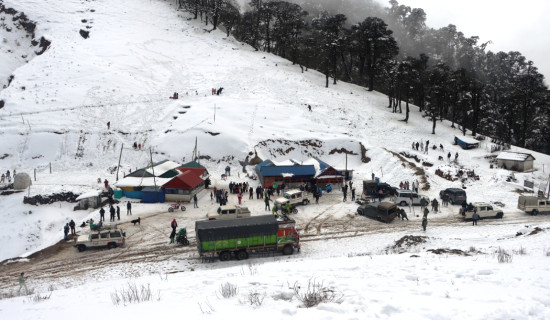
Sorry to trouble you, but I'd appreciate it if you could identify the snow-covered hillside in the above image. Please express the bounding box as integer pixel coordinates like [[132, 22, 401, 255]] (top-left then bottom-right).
[[0, 0, 550, 318]]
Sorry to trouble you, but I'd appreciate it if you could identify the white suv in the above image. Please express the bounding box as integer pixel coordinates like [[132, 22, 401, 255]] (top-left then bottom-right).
[[274, 189, 310, 207], [393, 189, 429, 206]]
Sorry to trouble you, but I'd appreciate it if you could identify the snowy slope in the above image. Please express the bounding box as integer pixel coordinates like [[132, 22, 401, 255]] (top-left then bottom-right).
[[0, 0, 550, 318]]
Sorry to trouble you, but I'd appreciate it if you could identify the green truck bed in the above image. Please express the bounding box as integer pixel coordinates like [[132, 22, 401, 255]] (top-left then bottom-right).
[[195, 215, 280, 254]]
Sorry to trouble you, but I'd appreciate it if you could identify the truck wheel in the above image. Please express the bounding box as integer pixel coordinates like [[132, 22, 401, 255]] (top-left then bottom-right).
[[496, 212, 503, 219], [219, 251, 231, 261], [236, 250, 248, 260], [532, 210, 539, 216], [282, 245, 294, 255], [77, 245, 86, 252], [181, 206, 186, 212], [292, 208, 298, 214], [168, 207, 174, 213], [107, 243, 116, 249], [400, 201, 407, 206], [302, 199, 309, 205]]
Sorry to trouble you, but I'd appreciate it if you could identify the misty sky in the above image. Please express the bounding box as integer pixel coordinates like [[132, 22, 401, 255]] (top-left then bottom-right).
[[375, 0, 550, 81]]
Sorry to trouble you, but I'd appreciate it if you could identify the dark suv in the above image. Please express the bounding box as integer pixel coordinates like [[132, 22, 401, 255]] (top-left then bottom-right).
[[357, 202, 398, 223], [439, 188, 467, 205]]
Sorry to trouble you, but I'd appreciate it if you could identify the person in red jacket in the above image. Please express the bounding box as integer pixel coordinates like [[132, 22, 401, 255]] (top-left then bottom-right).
[[171, 219, 177, 232]]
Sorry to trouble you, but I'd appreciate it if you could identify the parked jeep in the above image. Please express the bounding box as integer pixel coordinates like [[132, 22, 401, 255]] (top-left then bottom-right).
[[274, 189, 310, 207], [74, 227, 125, 252], [460, 202, 503, 219], [357, 202, 398, 223], [439, 188, 467, 205], [393, 189, 429, 206], [518, 196, 550, 215], [207, 205, 251, 220]]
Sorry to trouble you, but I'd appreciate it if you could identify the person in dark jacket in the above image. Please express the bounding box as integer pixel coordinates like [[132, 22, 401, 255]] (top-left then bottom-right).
[[116, 206, 121, 220], [127, 201, 132, 215], [193, 194, 199, 208], [109, 205, 115, 222], [99, 207, 105, 221], [422, 216, 428, 231], [169, 229, 176, 244], [69, 219, 76, 235], [64, 223, 70, 240]]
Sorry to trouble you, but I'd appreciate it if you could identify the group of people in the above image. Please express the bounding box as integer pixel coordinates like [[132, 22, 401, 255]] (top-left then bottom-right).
[[211, 87, 224, 95], [0, 169, 15, 184], [412, 140, 431, 154], [63, 219, 76, 240], [132, 142, 143, 150]]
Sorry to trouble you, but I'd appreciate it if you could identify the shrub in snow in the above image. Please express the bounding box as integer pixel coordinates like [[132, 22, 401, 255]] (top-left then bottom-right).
[[240, 289, 265, 307], [218, 282, 238, 299], [110, 282, 159, 306], [496, 247, 513, 263], [292, 279, 343, 308]]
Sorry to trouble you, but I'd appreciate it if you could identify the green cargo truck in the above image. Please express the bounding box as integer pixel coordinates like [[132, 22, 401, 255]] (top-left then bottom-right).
[[195, 215, 300, 261]]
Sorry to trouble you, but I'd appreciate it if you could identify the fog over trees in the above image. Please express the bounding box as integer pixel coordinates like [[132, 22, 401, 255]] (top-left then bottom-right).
[[177, 0, 550, 154]]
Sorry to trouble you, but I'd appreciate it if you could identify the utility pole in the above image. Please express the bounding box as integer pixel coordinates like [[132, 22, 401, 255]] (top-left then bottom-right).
[[150, 148, 158, 203], [116, 144, 123, 181]]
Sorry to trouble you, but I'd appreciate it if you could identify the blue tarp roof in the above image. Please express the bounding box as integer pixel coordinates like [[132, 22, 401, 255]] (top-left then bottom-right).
[[260, 165, 316, 177]]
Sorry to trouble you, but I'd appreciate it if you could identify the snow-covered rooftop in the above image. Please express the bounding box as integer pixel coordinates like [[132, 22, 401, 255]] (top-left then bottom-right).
[[496, 151, 535, 161]]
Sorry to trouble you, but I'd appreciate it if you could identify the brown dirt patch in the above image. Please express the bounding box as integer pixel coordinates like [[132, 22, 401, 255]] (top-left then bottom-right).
[[427, 248, 469, 256]]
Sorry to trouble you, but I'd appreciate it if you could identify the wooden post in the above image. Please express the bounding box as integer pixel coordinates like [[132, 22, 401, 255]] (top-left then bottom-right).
[[49, 162, 51, 174], [34, 168, 36, 181]]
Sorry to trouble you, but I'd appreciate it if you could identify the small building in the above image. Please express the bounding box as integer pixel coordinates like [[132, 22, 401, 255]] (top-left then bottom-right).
[[115, 160, 181, 199], [454, 135, 480, 149], [74, 190, 102, 210], [162, 167, 209, 202], [256, 159, 316, 188], [255, 158, 344, 188], [496, 152, 535, 172]]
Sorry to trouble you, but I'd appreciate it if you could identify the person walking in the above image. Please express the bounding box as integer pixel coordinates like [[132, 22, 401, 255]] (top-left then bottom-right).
[[343, 189, 347, 202], [116, 206, 121, 220], [193, 194, 199, 208], [422, 216, 428, 231], [69, 219, 76, 235], [18, 272, 28, 295], [447, 152, 451, 161], [400, 208, 409, 220], [107, 121, 110, 129], [472, 208, 480, 226], [169, 228, 176, 244], [249, 187, 253, 200], [237, 192, 242, 205], [171, 219, 177, 232], [351, 188, 356, 201], [423, 207, 429, 219], [264, 195, 271, 211], [64, 223, 70, 240], [455, 152, 459, 162], [127, 201, 132, 215], [99, 207, 105, 222]]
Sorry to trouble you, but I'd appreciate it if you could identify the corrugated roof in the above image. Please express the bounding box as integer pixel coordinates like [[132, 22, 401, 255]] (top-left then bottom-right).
[[114, 177, 172, 188], [162, 168, 206, 189], [179, 160, 206, 169], [496, 152, 535, 161]]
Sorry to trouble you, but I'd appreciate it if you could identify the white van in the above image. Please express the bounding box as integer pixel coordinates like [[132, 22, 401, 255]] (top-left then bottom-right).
[[393, 189, 429, 206]]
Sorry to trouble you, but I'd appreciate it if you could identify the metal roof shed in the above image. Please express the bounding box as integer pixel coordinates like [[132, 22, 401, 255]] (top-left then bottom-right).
[[496, 152, 535, 172]]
